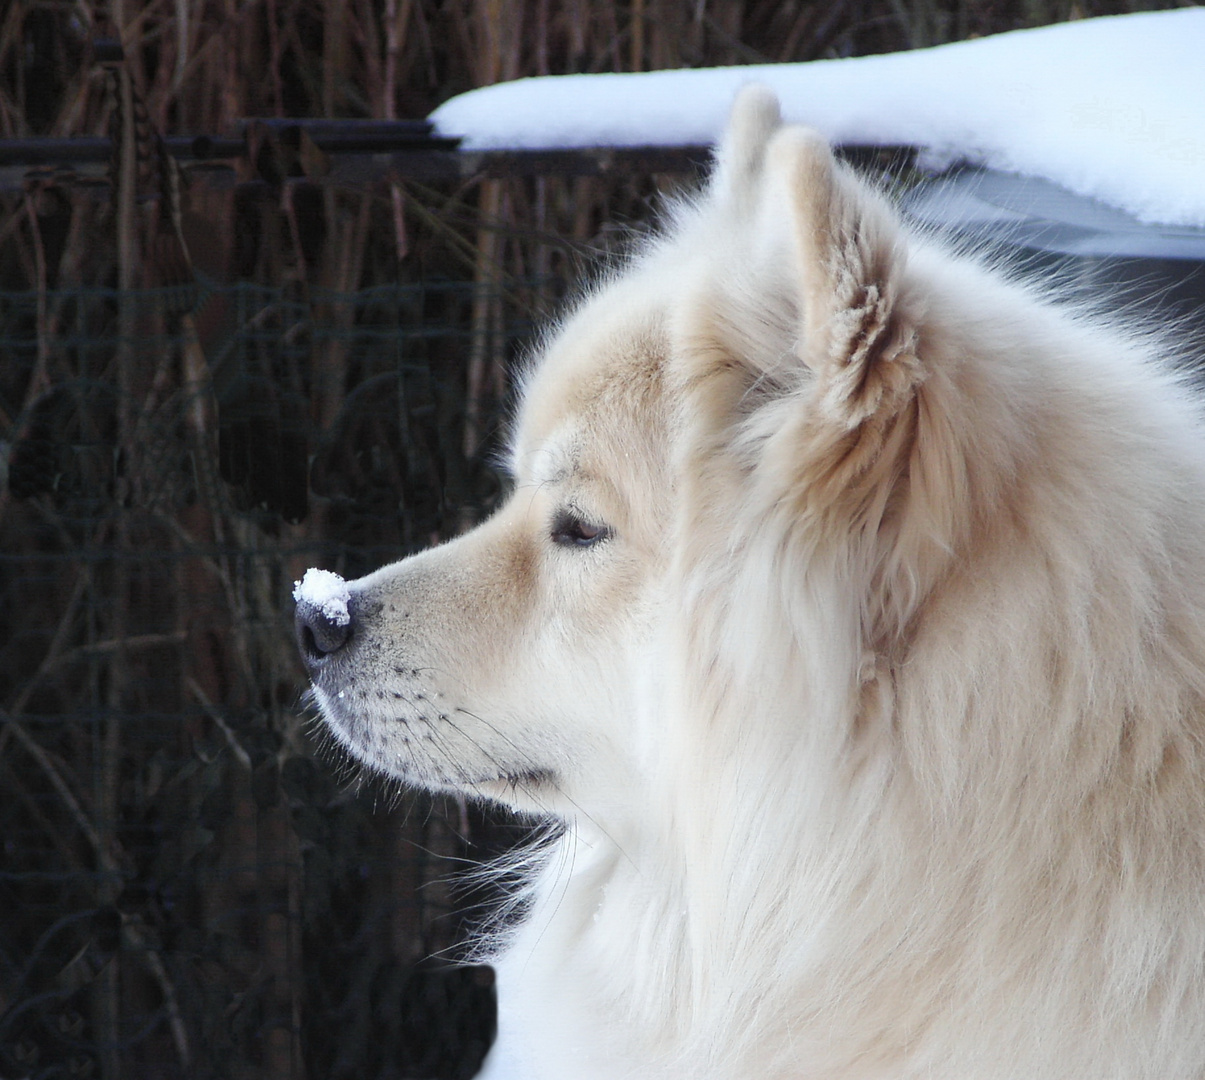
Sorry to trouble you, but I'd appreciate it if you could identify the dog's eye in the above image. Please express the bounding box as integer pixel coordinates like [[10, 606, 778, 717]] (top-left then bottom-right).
[[551, 510, 611, 548]]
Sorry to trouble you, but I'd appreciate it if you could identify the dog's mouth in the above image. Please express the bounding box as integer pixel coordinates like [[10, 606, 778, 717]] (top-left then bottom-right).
[[476, 767, 558, 794], [306, 678, 559, 799]]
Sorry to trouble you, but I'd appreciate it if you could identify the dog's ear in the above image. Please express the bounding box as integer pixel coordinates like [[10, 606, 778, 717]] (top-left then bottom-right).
[[711, 84, 782, 212], [686, 92, 923, 433], [676, 102, 954, 651], [766, 128, 923, 431], [753, 130, 968, 651]]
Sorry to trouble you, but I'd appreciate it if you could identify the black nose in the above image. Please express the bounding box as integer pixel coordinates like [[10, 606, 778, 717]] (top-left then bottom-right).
[[295, 597, 353, 667]]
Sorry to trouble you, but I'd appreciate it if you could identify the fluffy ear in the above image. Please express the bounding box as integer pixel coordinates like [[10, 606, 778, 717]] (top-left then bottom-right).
[[765, 128, 923, 431], [752, 130, 961, 650], [711, 84, 783, 210], [675, 103, 948, 651], [692, 93, 923, 433]]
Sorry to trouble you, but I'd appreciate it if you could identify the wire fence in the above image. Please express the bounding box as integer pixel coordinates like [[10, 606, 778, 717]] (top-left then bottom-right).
[[0, 269, 546, 1080]]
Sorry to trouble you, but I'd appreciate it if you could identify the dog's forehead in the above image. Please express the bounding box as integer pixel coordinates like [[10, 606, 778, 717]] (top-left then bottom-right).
[[512, 286, 669, 482]]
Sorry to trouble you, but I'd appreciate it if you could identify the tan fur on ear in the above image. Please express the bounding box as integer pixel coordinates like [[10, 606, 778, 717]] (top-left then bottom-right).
[[675, 110, 952, 651], [767, 128, 924, 430], [711, 84, 783, 210]]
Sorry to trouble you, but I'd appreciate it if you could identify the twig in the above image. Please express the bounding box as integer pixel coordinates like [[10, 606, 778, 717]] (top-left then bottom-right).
[[0, 559, 95, 747], [0, 708, 105, 861], [123, 918, 192, 1068], [186, 676, 253, 771], [40, 631, 190, 671]]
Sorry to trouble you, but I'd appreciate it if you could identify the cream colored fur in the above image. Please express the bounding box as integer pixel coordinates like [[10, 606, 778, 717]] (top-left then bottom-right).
[[306, 87, 1205, 1078]]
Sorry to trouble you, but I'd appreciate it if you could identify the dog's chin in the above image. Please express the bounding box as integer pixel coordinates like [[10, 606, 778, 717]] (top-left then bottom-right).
[[307, 682, 561, 805], [330, 729, 559, 805]]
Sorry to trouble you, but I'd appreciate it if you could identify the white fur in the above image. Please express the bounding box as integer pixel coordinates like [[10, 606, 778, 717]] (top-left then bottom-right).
[[305, 87, 1205, 1078]]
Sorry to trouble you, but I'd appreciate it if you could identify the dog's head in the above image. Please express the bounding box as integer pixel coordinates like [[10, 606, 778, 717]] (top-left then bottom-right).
[[297, 87, 944, 821], [297, 279, 676, 816]]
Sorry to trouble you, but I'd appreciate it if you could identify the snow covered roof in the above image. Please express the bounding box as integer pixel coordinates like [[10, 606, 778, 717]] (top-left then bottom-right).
[[430, 9, 1205, 229], [904, 169, 1205, 261]]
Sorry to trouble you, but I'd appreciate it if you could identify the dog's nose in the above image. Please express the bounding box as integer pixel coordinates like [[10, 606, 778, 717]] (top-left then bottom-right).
[[293, 568, 354, 668], [295, 597, 352, 666]]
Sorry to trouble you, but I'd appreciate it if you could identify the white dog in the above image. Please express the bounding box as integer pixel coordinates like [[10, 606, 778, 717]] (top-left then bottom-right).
[[296, 87, 1205, 1078]]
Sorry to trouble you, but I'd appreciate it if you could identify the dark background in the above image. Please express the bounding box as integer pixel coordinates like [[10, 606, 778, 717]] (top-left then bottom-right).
[[0, 1, 1190, 1077]]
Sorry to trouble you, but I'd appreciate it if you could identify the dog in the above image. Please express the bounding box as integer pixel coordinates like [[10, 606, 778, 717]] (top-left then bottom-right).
[[296, 87, 1205, 1078]]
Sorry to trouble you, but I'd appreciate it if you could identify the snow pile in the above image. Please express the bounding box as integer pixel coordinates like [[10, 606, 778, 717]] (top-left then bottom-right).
[[293, 568, 351, 626], [430, 9, 1205, 227]]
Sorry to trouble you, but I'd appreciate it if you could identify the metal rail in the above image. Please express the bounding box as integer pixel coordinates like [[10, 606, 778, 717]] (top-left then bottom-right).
[[0, 136, 911, 193]]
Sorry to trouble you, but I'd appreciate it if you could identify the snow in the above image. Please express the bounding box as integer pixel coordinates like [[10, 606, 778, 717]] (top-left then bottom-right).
[[293, 568, 351, 626], [430, 10, 1205, 227]]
